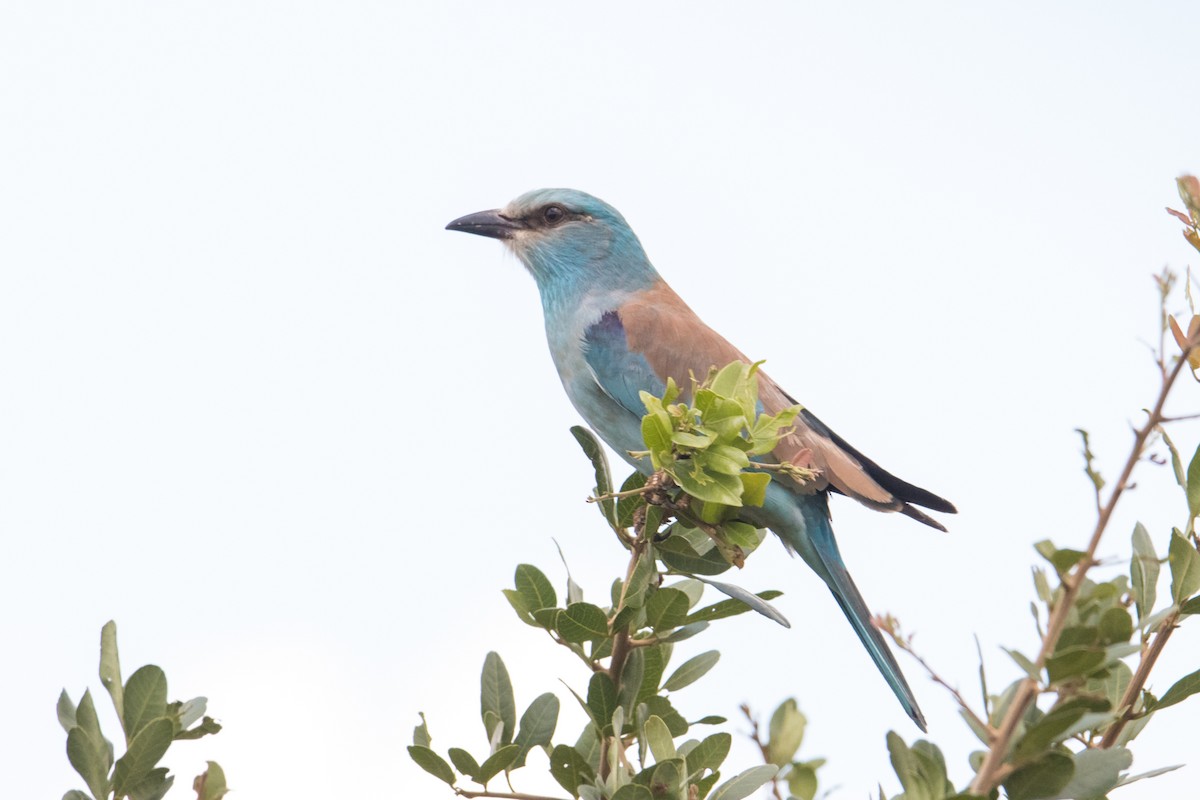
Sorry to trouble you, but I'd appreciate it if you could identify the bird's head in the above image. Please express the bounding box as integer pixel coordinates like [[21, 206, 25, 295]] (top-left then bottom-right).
[[446, 188, 658, 293]]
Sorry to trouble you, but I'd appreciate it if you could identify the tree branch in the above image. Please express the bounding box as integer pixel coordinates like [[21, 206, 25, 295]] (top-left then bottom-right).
[[1099, 609, 1181, 748], [968, 351, 1192, 796]]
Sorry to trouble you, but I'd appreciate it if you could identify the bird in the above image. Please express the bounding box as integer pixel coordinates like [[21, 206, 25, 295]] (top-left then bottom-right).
[[446, 188, 955, 730]]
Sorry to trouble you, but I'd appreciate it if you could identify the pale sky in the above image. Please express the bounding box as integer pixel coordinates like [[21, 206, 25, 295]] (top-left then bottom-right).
[[3, 3, 1200, 799]]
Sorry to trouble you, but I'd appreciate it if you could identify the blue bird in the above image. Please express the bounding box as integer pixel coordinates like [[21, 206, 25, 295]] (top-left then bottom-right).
[[447, 188, 955, 730]]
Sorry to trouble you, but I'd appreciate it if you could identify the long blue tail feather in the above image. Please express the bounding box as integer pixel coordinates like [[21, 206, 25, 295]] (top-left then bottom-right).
[[760, 487, 928, 731]]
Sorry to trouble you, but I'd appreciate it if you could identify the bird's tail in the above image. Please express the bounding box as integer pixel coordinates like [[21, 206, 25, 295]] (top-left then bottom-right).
[[788, 496, 927, 731]]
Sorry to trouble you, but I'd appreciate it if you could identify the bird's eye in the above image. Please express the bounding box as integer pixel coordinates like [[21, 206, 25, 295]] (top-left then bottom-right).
[[542, 205, 566, 225]]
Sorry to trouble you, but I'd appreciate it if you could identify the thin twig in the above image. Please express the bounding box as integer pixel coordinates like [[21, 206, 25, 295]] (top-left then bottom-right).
[[740, 705, 784, 800], [454, 790, 569, 800], [878, 616, 997, 741], [968, 350, 1193, 796], [1099, 609, 1181, 748], [588, 486, 653, 503]]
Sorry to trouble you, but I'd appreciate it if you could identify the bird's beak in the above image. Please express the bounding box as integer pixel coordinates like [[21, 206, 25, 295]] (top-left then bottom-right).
[[445, 209, 526, 240]]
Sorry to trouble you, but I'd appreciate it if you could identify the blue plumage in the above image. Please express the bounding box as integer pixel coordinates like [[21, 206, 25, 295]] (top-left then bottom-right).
[[447, 188, 955, 730]]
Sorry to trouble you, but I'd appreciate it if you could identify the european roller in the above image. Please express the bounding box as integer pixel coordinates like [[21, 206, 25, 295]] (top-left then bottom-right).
[[447, 188, 955, 730]]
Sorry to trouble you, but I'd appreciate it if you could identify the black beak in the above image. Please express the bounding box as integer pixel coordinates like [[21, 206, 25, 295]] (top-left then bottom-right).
[[445, 209, 526, 240]]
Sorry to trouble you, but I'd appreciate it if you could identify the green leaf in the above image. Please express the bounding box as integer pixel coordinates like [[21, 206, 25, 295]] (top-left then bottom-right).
[[556, 603, 609, 643], [617, 648, 645, 717], [685, 590, 784, 624], [448, 748, 481, 780], [767, 699, 806, 767], [643, 695, 689, 736], [708, 764, 778, 800], [640, 402, 674, 467], [1012, 706, 1088, 763], [739, 473, 770, 507], [1002, 751, 1073, 800], [571, 425, 617, 527], [478, 744, 521, 783], [1056, 625, 1098, 650], [99, 621, 124, 725], [693, 771, 721, 800], [1051, 747, 1131, 800], [1115, 763, 1184, 788], [692, 577, 789, 627], [501, 589, 539, 627], [126, 766, 173, 800], [644, 715, 676, 762], [1187, 442, 1200, 519], [549, 744, 594, 797], [645, 587, 691, 631], [624, 550, 655, 609], [1098, 607, 1133, 645], [1131, 523, 1160, 622], [910, 741, 949, 799], [62, 792, 91, 800], [514, 564, 557, 611], [575, 724, 602, 773], [407, 746, 456, 785], [886, 732, 929, 800], [611, 785, 654, 800], [684, 733, 731, 777], [617, 472, 648, 528], [57, 690, 78, 733], [1045, 647, 1106, 685], [1182, 595, 1200, 615], [172, 715, 221, 741], [657, 532, 733, 576], [704, 443, 750, 473], [1155, 667, 1200, 709], [662, 651, 720, 692], [123, 665, 168, 741], [659, 621, 710, 643], [193, 761, 228, 800], [1085, 660, 1131, 710], [1004, 648, 1041, 680], [67, 690, 112, 800], [112, 717, 173, 795], [788, 765, 818, 800], [673, 429, 715, 449], [1160, 427, 1187, 487], [1139, 603, 1180, 633], [652, 758, 689, 798], [513, 693, 559, 767], [637, 645, 671, 705], [587, 673, 617, 733], [480, 652, 516, 745], [667, 578, 705, 608], [675, 466, 745, 506], [1169, 531, 1200, 604]]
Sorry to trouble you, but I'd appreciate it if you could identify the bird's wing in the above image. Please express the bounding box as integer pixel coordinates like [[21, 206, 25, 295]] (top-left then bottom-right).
[[583, 281, 955, 527]]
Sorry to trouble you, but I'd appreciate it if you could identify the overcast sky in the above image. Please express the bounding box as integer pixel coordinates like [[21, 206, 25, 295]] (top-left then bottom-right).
[[4, 3, 1200, 799]]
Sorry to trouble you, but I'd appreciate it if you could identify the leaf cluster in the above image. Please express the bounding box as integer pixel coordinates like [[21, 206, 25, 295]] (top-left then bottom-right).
[[411, 553, 796, 800], [874, 431, 1200, 799], [59, 621, 226, 800], [636, 361, 804, 512], [408, 417, 815, 800]]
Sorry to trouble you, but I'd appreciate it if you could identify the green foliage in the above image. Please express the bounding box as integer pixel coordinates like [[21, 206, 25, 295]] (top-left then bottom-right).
[[408, 405, 816, 800], [59, 622, 224, 800], [636, 361, 803, 509]]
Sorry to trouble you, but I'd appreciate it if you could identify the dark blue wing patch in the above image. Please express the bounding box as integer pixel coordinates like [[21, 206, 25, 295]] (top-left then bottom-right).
[[582, 311, 667, 417]]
